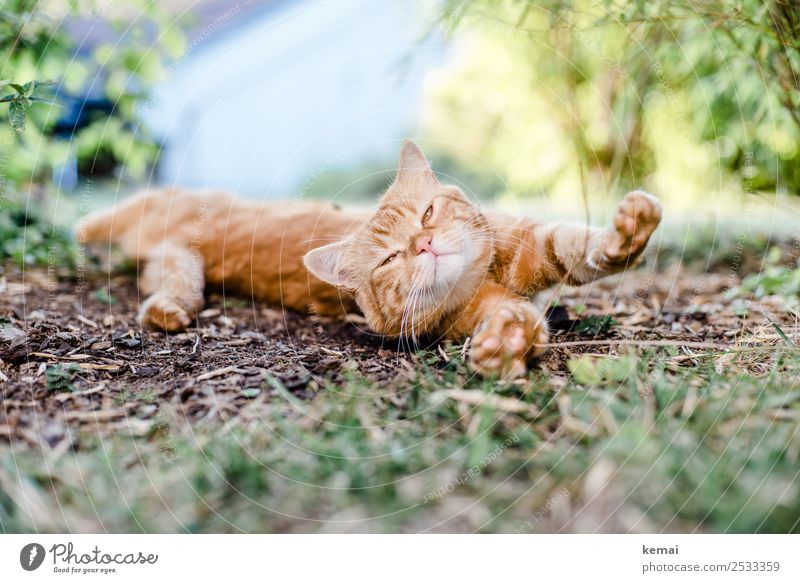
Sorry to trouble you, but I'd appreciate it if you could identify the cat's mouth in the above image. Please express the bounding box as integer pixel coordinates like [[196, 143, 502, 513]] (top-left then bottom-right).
[[413, 229, 481, 306], [418, 247, 466, 289]]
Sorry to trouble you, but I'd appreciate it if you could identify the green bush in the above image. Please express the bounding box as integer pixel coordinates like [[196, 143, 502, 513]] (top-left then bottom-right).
[[0, 1, 185, 266], [0, 197, 77, 267], [431, 0, 800, 197], [0, 0, 184, 191]]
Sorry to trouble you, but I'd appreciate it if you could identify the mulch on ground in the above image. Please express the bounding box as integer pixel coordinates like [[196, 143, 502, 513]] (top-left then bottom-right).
[[0, 260, 791, 450]]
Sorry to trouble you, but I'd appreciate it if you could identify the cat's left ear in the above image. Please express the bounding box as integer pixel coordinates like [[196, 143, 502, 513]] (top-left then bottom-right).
[[393, 140, 437, 187], [303, 240, 358, 290]]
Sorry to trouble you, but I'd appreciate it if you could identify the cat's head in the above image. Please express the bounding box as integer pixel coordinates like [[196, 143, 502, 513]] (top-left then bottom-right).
[[304, 141, 493, 337]]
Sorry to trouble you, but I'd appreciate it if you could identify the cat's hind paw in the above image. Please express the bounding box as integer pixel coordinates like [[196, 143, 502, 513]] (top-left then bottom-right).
[[600, 190, 662, 265], [139, 293, 192, 332], [468, 302, 548, 380]]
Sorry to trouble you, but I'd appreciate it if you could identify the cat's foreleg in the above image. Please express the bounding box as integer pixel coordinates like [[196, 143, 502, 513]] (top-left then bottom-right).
[[518, 191, 662, 289], [588, 190, 662, 275], [448, 283, 549, 379], [139, 242, 205, 332]]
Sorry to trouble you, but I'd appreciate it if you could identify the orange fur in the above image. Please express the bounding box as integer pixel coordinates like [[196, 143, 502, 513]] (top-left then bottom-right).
[[77, 141, 662, 378]]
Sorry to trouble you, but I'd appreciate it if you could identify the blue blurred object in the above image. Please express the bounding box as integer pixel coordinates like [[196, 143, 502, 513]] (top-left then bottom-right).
[[142, 0, 450, 199]]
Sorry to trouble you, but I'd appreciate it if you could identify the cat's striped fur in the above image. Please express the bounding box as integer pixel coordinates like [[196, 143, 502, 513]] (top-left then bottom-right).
[[77, 141, 661, 378]]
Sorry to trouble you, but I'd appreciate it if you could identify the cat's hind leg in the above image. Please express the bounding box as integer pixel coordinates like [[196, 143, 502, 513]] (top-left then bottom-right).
[[139, 242, 205, 332]]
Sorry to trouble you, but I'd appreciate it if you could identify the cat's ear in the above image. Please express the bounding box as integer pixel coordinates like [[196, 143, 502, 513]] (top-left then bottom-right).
[[394, 140, 437, 187], [303, 240, 358, 290]]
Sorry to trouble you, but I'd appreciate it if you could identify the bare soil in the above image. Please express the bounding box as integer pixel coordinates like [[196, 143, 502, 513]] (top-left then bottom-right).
[[0, 261, 791, 450]]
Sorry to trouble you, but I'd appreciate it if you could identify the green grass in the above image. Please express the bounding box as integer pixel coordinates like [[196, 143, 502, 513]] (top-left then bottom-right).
[[2, 345, 799, 533], [0, 197, 77, 268], [2, 201, 800, 532]]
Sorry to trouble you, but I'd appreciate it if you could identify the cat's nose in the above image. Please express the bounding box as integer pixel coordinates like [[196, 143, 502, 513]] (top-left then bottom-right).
[[415, 234, 437, 256]]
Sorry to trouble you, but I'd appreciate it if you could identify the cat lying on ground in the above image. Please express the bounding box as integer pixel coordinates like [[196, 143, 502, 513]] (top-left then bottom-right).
[[77, 141, 662, 379]]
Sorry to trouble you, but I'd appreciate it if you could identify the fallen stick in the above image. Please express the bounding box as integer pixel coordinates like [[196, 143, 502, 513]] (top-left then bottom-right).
[[63, 409, 129, 422], [535, 339, 793, 351], [76, 363, 121, 371], [76, 315, 98, 328], [196, 366, 244, 381], [433, 388, 540, 416]]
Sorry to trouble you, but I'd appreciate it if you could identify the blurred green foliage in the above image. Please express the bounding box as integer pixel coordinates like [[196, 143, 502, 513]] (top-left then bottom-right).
[[0, 0, 184, 185], [0, 198, 77, 267], [739, 246, 800, 299], [0, 0, 185, 266], [429, 0, 800, 201]]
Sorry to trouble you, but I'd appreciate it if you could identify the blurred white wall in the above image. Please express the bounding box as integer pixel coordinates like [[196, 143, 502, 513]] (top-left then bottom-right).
[[144, 0, 449, 199]]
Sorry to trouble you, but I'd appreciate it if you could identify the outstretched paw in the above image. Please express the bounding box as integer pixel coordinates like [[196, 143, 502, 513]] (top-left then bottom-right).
[[469, 303, 548, 380], [139, 293, 192, 332], [599, 190, 662, 266]]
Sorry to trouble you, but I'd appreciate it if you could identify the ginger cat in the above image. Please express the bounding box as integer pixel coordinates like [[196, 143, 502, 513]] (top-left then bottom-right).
[[77, 141, 662, 379]]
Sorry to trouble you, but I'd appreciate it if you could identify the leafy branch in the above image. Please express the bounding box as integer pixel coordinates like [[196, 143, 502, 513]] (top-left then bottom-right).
[[0, 79, 56, 131]]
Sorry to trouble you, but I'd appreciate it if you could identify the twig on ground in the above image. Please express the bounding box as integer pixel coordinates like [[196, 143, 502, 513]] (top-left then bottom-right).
[[432, 388, 540, 416], [196, 366, 244, 381], [535, 339, 794, 352], [76, 315, 98, 328]]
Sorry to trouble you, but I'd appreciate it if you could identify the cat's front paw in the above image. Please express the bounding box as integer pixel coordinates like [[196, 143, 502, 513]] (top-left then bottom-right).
[[599, 190, 662, 265], [139, 293, 192, 332], [468, 303, 548, 380]]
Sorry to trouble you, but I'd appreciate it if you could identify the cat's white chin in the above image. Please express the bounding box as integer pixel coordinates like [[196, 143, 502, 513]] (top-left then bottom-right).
[[415, 231, 482, 310], [414, 253, 468, 309], [431, 253, 464, 286]]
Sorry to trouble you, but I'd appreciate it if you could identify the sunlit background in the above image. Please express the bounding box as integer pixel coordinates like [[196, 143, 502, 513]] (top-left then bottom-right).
[[3, 0, 800, 240]]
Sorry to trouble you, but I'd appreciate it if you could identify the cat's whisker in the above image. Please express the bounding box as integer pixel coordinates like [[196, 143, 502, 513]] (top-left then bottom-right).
[[408, 293, 418, 348], [398, 273, 424, 358], [399, 291, 413, 355], [408, 293, 424, 351], [469, 231, 532, 250], [404, 288, 419, 348], [409, 284, 428, 348]]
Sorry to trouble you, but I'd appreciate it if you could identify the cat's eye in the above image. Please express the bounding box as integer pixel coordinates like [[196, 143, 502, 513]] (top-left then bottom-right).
[[421, 204, 434, 225], [380, 252, 399, 267]]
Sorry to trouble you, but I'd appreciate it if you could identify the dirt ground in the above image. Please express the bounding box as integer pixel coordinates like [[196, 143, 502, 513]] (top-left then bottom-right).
[[0, 259, 792, 450]]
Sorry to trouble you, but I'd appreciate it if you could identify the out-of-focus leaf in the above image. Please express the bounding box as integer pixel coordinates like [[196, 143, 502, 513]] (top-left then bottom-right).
[[9, 99, 26, 130]]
